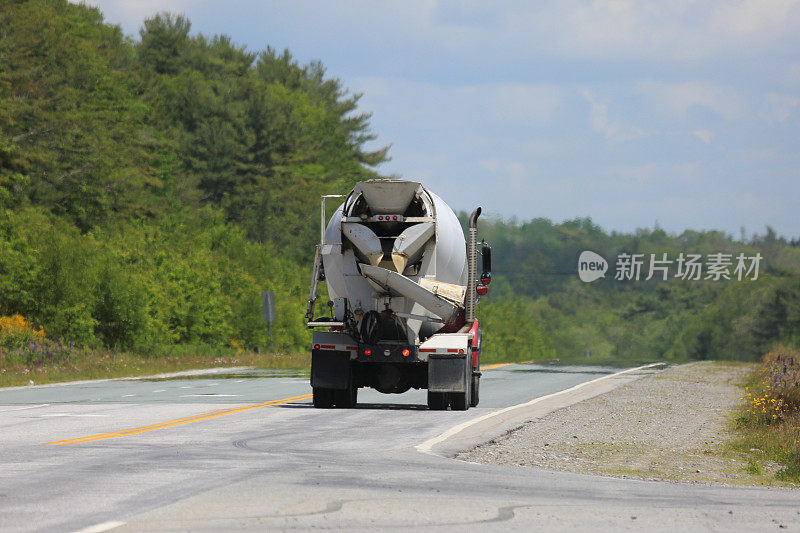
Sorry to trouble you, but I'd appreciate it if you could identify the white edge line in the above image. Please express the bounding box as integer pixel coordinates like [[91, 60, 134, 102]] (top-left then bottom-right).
[[72, 520, 126, 533], [415, 362, 665, 456], [0, 366, 255, 392], [0, 403, 50, 412], [41, 414, 108, 418]]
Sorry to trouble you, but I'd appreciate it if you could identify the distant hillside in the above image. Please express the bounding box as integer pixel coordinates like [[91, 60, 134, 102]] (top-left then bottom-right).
[[470, 215, 800, 363]]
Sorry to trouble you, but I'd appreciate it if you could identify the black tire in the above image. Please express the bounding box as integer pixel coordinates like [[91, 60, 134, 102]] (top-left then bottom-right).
[[334, 382, 358, 408], [470, 373, 480, 407], [449, 390, 468, 410], [427, 391, 448, 410], [313, 387, 334, 408], [449, 369, 471, 411], [449, 357, 472, 411]]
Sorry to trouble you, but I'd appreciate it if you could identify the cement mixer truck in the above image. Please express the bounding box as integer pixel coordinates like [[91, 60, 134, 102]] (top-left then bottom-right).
[[305, 179, 491, 410]]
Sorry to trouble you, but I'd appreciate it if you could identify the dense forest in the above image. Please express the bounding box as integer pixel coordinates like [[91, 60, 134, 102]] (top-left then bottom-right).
[[1, 0, 798, 369], [476, 217, 800, 364], [0, 0, 383, 355]]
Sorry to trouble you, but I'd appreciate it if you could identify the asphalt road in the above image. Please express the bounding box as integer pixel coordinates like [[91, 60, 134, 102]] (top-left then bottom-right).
[[0, 363, 797, 532]]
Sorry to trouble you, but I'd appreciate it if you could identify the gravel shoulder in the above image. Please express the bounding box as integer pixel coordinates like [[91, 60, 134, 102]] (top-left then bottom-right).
[[458, 361, 798, 487]]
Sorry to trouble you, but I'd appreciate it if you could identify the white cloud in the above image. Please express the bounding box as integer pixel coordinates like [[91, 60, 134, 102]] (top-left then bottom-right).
[[67, 0, 800, 237], [761, 93, 800, 122], [692, 130, 715, 143], [574, 1, 796, 61], [785, 63, 800, 87], [477, 159, 530, 191], [354, 77, 562, 130], [80, 1, 800, 70], [636, 80, 746, 121], [581, 89, 646, 143], [710, 0, 799, 35]]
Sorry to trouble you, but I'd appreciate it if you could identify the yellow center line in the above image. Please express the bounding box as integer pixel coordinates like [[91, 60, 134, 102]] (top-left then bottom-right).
[[43, 393, 313, 446], [481, 363, 514, 371], [44, 361, 528, 446]]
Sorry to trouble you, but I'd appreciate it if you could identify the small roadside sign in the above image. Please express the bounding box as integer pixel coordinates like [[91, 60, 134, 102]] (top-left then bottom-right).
[[262, 290, 276, 323]]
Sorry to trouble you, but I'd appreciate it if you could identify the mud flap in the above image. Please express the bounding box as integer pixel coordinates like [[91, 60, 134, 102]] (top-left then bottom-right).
[[428, 353, 468, 393], [311, 350, 351, 390]]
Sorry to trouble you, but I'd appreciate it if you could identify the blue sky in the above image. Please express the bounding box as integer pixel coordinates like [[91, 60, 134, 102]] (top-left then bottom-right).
[[83, 1, 800, 239]]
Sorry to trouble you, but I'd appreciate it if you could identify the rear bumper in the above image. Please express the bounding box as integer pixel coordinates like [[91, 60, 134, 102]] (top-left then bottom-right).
[[355, 343, 418, 363]]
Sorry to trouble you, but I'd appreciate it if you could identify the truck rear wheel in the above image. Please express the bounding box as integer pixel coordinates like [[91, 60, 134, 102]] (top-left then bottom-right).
[[313, 387, 334, 408], [334, 382, 358, 408], [427, 391, 448, 410], [449, 371, 471, 411], [449, 390, 469, 411], [448, 357, 472, 411], [470, 374, 480, 407]]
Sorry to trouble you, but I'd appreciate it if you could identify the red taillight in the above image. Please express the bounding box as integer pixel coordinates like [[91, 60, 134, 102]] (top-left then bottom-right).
[[364, 349, 372, 356], [458, 349, 464, 354], [476, 284, 488, 296], [481, 272, 491, 285], [393, 216, 398, 220], [402, 349, 410, 357], [314, 344, 320, 350], [378, 216, 383, 220]]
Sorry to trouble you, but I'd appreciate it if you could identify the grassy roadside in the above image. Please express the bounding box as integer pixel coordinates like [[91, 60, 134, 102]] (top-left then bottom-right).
[[0, 348, 310, 388], [0, 313, 310, 387], [727, 346, 800, 483]]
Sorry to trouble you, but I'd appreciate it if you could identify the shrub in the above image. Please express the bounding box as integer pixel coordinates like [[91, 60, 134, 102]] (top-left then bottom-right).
[[737, 346, 800, 481], [762, 347, 800, 413], [0, 314, 44, 347]]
